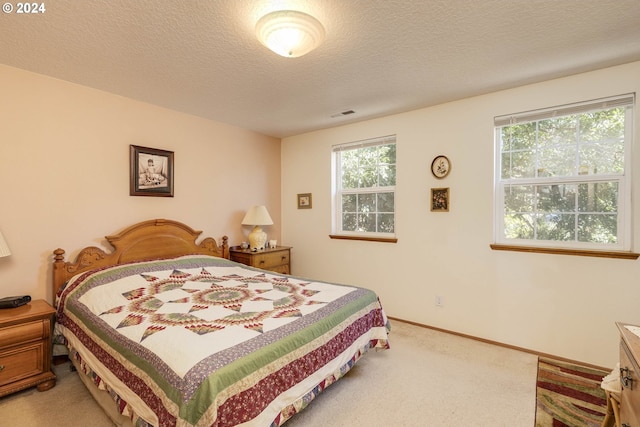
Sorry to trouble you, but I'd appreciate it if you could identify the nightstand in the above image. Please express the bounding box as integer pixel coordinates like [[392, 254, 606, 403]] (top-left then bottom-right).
[[0, 299, 56, 397], [230, 246, 291, 274]]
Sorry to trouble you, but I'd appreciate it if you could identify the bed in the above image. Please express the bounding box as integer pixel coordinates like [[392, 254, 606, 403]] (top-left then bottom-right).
[[53, 219, 390, 427]]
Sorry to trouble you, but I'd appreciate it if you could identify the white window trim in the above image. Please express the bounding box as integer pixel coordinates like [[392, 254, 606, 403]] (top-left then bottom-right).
[[493, 94, 634, 252], [331, 135, 397, 239]]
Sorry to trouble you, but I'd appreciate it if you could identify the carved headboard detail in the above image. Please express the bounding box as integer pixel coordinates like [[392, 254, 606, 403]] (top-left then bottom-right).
[[53, 219, 229, 296]]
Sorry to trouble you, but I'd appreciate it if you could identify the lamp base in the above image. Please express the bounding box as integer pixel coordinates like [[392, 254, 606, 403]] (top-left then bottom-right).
[[248, 226, 267, 250]]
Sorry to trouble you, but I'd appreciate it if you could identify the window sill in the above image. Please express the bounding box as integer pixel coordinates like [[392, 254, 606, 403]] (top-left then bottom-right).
[[329, 235, 398, 243], [490, 244, 639, 260]]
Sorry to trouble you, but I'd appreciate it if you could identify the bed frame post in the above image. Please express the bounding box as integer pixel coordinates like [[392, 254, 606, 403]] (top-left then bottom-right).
[[221, 236, 229, 259], [53, 248, 66, 296]]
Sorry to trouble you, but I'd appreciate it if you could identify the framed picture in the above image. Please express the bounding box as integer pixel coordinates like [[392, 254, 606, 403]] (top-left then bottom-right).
[[130, 145, 174, 197], [430, 155, 451, 179], [297, 193, 312, 209], [430, 187, 449, 212]]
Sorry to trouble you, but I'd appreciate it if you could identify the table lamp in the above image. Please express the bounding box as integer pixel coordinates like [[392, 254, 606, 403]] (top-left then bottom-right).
[[241, 205, 273, 250], [0, 230, 11, 258]]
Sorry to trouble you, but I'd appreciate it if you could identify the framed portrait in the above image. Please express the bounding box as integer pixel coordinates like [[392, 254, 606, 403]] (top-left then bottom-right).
[[130, 145, 174, 197], [430, 187, 449, 212], [297, 193, 312, 209]]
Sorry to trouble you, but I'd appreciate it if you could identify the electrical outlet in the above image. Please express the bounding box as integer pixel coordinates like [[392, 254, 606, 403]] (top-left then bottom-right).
[[435, 295, 444, 307]]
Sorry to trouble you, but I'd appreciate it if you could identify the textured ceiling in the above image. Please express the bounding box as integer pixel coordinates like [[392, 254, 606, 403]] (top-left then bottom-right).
[[1, 0, 639, 138]]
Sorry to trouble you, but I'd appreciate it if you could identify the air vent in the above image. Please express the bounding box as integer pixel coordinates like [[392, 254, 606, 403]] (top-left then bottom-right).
[[330, 110, 356, 118]]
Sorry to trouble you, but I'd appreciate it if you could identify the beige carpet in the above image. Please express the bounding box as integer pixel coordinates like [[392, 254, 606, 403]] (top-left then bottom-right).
[[0, 359, 114, 426], [0, 321, 538, 426]]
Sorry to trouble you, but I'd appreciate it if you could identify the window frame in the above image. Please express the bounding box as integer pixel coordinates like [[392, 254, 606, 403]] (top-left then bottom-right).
[[331, 135, 397, 241], [493, 94, 634, 253]]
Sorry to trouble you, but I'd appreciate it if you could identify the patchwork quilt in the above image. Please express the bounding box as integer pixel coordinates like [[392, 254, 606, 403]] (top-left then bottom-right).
[[57, 255, 389, 427]]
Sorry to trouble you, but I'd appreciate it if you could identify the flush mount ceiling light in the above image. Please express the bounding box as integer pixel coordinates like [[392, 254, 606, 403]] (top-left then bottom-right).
[[256, 10, 325, 58]]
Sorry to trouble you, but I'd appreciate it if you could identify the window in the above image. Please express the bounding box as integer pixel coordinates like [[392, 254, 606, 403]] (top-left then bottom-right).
[[332, 135, 396, 240], [494, 94, 634, 251]]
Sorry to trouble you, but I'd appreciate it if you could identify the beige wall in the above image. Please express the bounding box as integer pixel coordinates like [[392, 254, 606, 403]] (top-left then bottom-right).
[[282, 61, 640, 367], [0, 64, 281, 303]]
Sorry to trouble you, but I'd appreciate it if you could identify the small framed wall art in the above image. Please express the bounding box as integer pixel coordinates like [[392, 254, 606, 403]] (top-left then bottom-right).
[[430, 187, 450, 212], [431, 155, 451, 179], [297, 193, 312, 209], [130, 145, 174, 197]]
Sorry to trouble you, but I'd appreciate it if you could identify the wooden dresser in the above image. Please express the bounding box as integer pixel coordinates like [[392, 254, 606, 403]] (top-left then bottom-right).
[[0, 299, 56, 397], [230, 246, 291, 274], [617, 322, 640, 427]]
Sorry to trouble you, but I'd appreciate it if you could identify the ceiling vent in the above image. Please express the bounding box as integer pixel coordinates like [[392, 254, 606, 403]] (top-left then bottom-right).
[[330, 110, 355, 118]]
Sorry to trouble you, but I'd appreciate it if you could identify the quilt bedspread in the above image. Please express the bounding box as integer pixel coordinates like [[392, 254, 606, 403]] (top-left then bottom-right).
[[57, 255, 389, 427]]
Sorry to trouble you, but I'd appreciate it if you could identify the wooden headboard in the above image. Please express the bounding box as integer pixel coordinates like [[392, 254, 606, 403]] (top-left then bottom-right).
[[53, 219, 229, 297]]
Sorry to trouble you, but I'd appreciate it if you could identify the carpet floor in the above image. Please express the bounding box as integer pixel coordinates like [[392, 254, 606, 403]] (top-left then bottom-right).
[[535, 356, 610, 427], [1, 321, 610, 426]]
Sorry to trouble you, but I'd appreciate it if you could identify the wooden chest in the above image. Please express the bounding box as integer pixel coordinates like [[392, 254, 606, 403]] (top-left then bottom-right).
[[618, 322, 640, 427]]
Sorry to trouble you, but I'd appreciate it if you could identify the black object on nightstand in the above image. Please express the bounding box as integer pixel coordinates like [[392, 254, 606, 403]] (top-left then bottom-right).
[[0, 295, 31, 309]]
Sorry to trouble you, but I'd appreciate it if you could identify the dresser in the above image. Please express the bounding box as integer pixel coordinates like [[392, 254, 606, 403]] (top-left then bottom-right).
[[0, 299, 56, 397], [230, 246, 291, 274], [617, 322, 640, 427]]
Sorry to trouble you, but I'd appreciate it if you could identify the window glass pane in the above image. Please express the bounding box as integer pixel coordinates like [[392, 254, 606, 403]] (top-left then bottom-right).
[[377, 192, 394, 212], [579, 141, 624, 175], [341, 149, 359, 189], [504, 213, 535, 239], [502, 123, 536, 151], [578, 182, 618, 213], [537, 184, 577, 213], [379, 165, 396, 186], [579, 108, 625, 143], [536, 213, 575, 241], [538, 116, 577, 148], [343, 213, 357, 231], [507, 150, 536, 179], [360, 166, 377, 187], [358, 213, 375, 232], [378, 213, 395, 233], [501, 152, 512, 179], [358, 193, 376, 213], [504, 185, 535, 213], [359, 146, 377, 167], [342, 194, 356, 213], [380, 143, 396, 163], [577, 214, 617, 243], [342, 168, 358, 189], [538, 146, 575, 177]]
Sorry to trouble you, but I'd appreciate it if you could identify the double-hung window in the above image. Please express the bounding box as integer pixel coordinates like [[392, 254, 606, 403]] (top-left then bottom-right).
[[332, 135, 397, 241], [494, 94, 634, 252]]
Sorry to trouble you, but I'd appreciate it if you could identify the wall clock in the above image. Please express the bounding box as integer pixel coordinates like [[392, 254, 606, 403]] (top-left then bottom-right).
[[431, 155, 450, 179]]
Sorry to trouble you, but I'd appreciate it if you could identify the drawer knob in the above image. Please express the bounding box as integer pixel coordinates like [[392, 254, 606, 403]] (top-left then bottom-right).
[[0, 365, 4, 372], [260, 260, 265, 265], [620, 366, 633, 389]]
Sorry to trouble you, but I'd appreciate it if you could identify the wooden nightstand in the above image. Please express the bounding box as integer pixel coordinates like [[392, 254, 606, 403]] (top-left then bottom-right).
[[0, 299, 56, 397], [230, 246, 291, 274]]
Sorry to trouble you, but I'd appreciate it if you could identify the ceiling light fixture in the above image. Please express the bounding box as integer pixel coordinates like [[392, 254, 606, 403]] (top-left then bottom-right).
[[256, 10, 325, 58]]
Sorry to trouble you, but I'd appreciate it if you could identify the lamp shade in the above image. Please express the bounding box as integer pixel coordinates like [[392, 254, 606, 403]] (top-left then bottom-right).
[[241, 206, 273, 250], [241, 205, 274, 226], [0, 230, 11, 258], [256, 10, 325, 58]]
